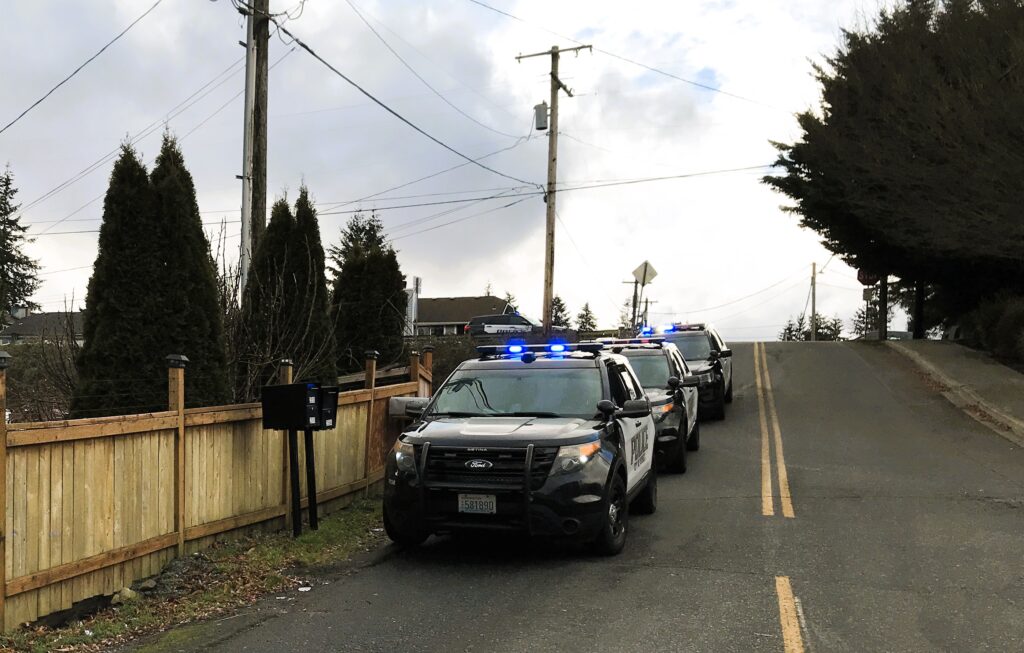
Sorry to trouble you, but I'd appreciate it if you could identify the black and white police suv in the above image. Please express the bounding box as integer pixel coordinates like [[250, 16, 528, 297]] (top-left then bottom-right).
[[660, 324, 733, 420], [383, 342, 658, 555], [604, 338, 700, 473]]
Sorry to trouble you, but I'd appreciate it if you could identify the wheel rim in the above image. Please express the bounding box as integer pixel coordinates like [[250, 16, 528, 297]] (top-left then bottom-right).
[[608, 489, 625, 538]]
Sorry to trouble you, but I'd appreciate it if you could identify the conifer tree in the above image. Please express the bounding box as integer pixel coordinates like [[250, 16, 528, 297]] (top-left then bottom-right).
[[0, 166, 39, 316], [290, 187, 336, 382], [576, 303, 597, 331], [550, 295, 570, 328], [73, 146, 166, 417], [329, 213, 407, 373], [149, 134, 229, 405]]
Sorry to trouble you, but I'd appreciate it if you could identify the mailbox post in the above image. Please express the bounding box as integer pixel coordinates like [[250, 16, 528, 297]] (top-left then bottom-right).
[[261, 382, 339, 537]]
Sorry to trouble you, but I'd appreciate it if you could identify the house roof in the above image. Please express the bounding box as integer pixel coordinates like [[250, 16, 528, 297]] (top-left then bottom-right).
[[2, 312, 84, 339], [416, 296, 512, 325]]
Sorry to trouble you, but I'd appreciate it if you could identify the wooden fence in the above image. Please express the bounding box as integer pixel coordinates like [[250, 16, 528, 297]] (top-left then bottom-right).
[[0, 348, 433, 631]]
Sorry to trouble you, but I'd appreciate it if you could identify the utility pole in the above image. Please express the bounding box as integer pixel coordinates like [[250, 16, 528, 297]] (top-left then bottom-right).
[[238, 6, 256, 293], [239, 0, 270, 295], [810, 262, 817, 341], [630, 280, 639, 331], [516, 44, 591, 335]]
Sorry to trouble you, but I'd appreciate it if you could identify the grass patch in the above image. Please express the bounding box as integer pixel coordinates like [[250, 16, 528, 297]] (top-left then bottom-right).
[[0, 499, 384, 653]]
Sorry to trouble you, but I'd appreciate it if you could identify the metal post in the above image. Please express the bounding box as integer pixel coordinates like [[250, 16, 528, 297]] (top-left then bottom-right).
[[810, 262, 817, 342], [879, 275, 889, 341], [277, 360, 294, 531], [288, 428, 301, 537], [363, 350, 379, 496], [913, 280, 926, 340], [303, 427, 318, 530]]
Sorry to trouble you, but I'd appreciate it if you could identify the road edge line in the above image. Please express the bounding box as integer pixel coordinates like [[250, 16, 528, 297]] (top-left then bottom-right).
[[886, 342, 1024, 448]]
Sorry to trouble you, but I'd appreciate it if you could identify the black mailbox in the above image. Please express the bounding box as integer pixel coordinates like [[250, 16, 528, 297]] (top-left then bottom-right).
[[318, 386, 339, 430], [261, 382, 321, 430]]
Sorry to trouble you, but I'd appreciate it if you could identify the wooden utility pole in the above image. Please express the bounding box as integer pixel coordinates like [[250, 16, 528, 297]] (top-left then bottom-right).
[[810, 262, 817, 341], [239, 0, 270, 293], [516, 44, 591, 335]]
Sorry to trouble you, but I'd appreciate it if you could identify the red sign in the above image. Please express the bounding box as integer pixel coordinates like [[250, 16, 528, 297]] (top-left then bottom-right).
[[857, 269, 880, 286]]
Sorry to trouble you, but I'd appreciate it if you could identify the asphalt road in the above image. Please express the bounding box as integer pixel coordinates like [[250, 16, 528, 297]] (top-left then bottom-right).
[[169, 342, 1024, 652]]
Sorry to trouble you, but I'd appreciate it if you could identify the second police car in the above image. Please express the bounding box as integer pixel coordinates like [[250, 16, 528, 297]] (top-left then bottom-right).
[[602, 338, 701, 473], [383, 342, 658, 555], [659, 323, 733, 420]]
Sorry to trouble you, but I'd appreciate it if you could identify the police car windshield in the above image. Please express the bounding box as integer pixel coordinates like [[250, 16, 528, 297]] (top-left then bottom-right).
[[623, 354, 671, 389], [671, 334, 712, 360], [428, 368, 602, 419]]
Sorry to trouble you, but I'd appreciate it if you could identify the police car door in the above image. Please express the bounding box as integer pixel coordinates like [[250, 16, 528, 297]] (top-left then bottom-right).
[[609, 361, 653, 492], [711, 330, 732, 389], [671, 350, 698, 434]]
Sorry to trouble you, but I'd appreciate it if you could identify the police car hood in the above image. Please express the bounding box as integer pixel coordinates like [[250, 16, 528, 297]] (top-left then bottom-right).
[[686, 360, 715, 373], [405, 417, 602, 447]]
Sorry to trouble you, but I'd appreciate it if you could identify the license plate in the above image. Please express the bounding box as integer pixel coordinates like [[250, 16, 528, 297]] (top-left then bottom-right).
[[458, 494, 497, 514]]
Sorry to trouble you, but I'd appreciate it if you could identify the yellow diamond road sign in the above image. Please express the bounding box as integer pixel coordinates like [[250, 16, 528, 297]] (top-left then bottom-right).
[[632, 261, 657, 285]]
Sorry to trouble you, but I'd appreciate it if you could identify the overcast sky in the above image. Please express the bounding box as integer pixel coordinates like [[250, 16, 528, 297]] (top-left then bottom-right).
[[1, 0, 901, 341]]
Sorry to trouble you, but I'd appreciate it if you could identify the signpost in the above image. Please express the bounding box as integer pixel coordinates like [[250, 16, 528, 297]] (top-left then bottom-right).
[[630, 261, 657, 331]]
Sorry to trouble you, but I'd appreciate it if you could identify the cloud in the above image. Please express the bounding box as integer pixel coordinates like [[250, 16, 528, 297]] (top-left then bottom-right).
[[1, 0, 898, 339]]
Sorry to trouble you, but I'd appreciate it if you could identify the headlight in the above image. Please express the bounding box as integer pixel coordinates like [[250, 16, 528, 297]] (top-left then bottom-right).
[[393, 439, 416, 473], [653, 402, 674, 422], [550, 441, 602, 475]]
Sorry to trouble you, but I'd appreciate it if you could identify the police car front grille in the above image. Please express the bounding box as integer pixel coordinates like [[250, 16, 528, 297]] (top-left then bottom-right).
[[422, 446, 557, 490]]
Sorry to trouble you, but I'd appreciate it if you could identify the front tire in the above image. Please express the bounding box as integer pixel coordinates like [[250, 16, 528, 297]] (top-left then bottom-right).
[[593, 475, 628, 556], [686, 416, 701, 451], [383, 502, 428, 547], [665, 425, 688, 473], [632, 471, 658, 515]]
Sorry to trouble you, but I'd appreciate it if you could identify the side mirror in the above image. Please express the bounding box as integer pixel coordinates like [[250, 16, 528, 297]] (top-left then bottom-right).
[[597, 399, 616, 419], [682, 375, 700, 388], [667, 376, 680, 389], [708, 350, 721, 359], [389, 396, 428, 419], [718, 349, 733, 358], [618, 399, 651, 418]]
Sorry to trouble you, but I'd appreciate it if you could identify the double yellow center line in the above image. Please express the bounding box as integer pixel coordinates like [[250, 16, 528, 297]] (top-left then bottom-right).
[[754, 341, 795, 518]]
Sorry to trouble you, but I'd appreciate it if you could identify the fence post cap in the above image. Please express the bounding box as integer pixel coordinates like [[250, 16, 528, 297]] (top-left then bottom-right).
[[166, 354, 189, 368], [364, 350, 380, 360], [279, 358, 294, 367], [0, 350, 10, 369], [421, 345, 435, 353]]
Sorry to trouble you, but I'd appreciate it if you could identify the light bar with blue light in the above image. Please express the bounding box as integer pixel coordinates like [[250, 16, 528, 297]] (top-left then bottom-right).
[[476, 342, 605, 357], [507, 344, 524, 354]]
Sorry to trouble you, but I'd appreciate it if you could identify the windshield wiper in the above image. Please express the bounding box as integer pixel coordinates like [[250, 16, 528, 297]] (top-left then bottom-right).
[[499, 411, 562, 418], [427, 411, 489, 418]]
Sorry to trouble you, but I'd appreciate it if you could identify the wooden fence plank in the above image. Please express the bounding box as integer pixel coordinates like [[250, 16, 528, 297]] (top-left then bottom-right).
[[7, 413, 179, 447]]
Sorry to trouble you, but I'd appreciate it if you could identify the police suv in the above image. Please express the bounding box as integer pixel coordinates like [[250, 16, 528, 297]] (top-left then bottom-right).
[[661, 324, 733, 420], [384, 342, 658, 555], [604, 338, 700, 473]]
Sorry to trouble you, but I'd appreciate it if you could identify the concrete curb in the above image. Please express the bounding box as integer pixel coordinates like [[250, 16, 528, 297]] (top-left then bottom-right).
[[886, 341, 1024, 448]]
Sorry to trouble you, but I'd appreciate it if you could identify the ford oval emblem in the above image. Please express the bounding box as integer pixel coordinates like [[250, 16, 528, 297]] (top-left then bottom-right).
[[465, 459, 493, 470]]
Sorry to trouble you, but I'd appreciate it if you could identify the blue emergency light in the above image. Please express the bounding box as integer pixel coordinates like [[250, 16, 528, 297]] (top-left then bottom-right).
[[476, 342, 605, 358]]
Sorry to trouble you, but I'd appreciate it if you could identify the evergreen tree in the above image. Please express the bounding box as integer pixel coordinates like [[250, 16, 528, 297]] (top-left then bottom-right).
[[237, 191, 336, 397], [850, 286, 896, 336], [149, 134, 228, 406], [329, 212, 407, 373], [502, 291, 518, 311], [73, 146, 166, 417], [779, 313, 844, 341], [576, 302, 597, 331], [0, 166, 39, 316], [550, 295, 571, 328]]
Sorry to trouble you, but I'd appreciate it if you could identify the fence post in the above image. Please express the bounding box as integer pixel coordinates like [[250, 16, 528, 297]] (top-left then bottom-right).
[[363, 351, 379, 496], [0, 351, 11, 629], [166, 354, 189, 557], [421, 346, 434, 396], [277, 360, 294, 530]]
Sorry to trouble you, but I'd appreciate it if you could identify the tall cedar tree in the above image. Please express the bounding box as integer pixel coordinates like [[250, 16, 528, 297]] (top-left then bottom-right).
[[149, 134, 229, 405], [73, 146, 166, 417], [0, 166, 39, 316], [764, 0, 1024, 320], [550, 295, 571, 328], [576, 302, 597, 331], [237, 191, 336, 397], [329, 213, 407, 373]]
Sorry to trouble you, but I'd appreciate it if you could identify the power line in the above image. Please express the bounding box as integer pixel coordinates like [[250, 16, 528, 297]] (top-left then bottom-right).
[[650, 264, 809, 316], [465, 0, 776, 109], [30, 220, 240, 238], [0, 0, 166, 136], [344, 0, 519, 139], [264, 16, 541, 189], [390, 196, 533, 241]]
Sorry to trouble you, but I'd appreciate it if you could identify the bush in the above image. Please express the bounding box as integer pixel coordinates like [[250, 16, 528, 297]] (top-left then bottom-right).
[[991, 297, 1024, 359]]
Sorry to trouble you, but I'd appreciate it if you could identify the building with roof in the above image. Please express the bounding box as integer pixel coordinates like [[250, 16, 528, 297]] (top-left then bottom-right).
[[0, 311, 84, 346], [414, 295, 513, 336]]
